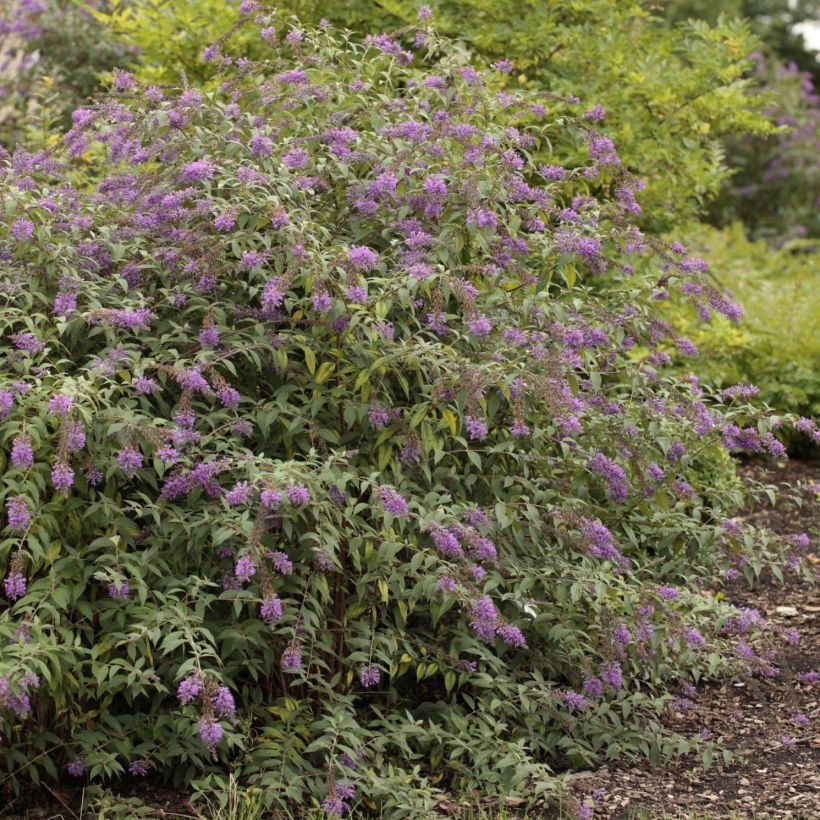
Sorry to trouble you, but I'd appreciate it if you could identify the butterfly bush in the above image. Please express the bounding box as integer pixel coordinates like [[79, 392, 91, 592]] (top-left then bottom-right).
[[0, 9, 811, 814], [0, 0, 133, 148]]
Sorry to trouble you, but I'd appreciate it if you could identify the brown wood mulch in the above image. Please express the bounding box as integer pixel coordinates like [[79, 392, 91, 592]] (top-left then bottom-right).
[[570, 459, 820, 819]]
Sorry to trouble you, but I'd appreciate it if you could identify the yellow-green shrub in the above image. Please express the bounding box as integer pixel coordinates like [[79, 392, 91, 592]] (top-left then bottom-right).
[[664, 223, 820, 424]]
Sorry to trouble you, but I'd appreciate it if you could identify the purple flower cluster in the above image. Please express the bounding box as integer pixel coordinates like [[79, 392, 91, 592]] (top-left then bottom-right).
[[588, 452, 629, 502], [359, 664, 381, 688], [5, 496, 30, 530], [377, 485, 409, 517]]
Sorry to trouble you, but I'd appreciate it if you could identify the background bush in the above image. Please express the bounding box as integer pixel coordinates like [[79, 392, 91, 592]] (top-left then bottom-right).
[[0, 1, 133, 149], [664, 223, 820, 428]]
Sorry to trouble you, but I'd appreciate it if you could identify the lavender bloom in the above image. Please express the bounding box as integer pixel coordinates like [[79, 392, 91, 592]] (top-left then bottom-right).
[[48, 394, 73, 415], [437, 575, 457, 592], [684, 627, 706, 647], [198, 718, 223, 752], [0, 391, 13, 419], [212, 686, 236, 718], [588, 452, 629, 502], [378, 485, 409, 517], [497, 623, 526, 647], [612, 623, 631, 647], [108, 581, 130, 599], [582, 676, 604, 698], [400, 437, 422, 464], [5, 496, 30, 530], [182, 160, 215, 183], [51, 463, 75, 492], [359, 664, 381, 688], [235, 556, 257, 582], [322, 797, 346, 818], [4, 572, 27, 600], [177, 674, 201, 705], [225, 481, 252, 505], [286, 484, 310, 505], [85, 465, 103, 486], [646, 462, 664, 482], [312, 291, 333, 313], [128, 759, 150, 776], [348, 245, 379, 269], [587, 132, 620, 166], [368, 403, 391, 430], [793, 712, 810, 727], [430, 524, 463, 558], [11, 434, 34, 468], [261, 490, 283, 509], [116, 447, 143, 477], [468, 314, 492, 337], [217, 387, 241, 408], [601, 661, 623, 689], [580, 518, 622, 562], [465, 415, 488, 440], [280, 145, 310, 169], [66, 759, 86, 778], [134, 376, 159, 394], [54, 290, 78, 316], [658, 585, 679, 600], [66, 421, 86, 452], [472, 537, 497, 563], [157, 445, 179, 464], [260, 596, 283, 623], [470, 596, 499, 642], [281, 642, 303, 670], [561, 690, 589, 711], [676, 337, 698, 356], [471, 564, 487, 580], [269, 551, 293, 574], [199, 326, 220, 348], [241, 250, 264, 270], [467, 208, 498, 230], [250, 133, 273, 157], [346, 286, 367, 304]]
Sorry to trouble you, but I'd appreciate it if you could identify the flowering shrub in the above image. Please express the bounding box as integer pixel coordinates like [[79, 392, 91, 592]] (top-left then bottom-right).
[[90, 0, 775, 233], [0, 9, 810, 814], [0, 0, 132, 148]]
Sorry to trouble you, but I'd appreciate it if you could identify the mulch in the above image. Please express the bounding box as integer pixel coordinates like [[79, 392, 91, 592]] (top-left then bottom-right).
[[570, 459, 820, 819]]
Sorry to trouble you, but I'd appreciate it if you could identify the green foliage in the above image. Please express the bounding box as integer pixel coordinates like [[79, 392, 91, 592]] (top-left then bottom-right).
[[0, 1, 134, 148], [664, 0, 820, 78], [93, 0, 775, 232], [664, 223, 820, 426], [709, 56, 820, 239], [82, 0, 256, 87]]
